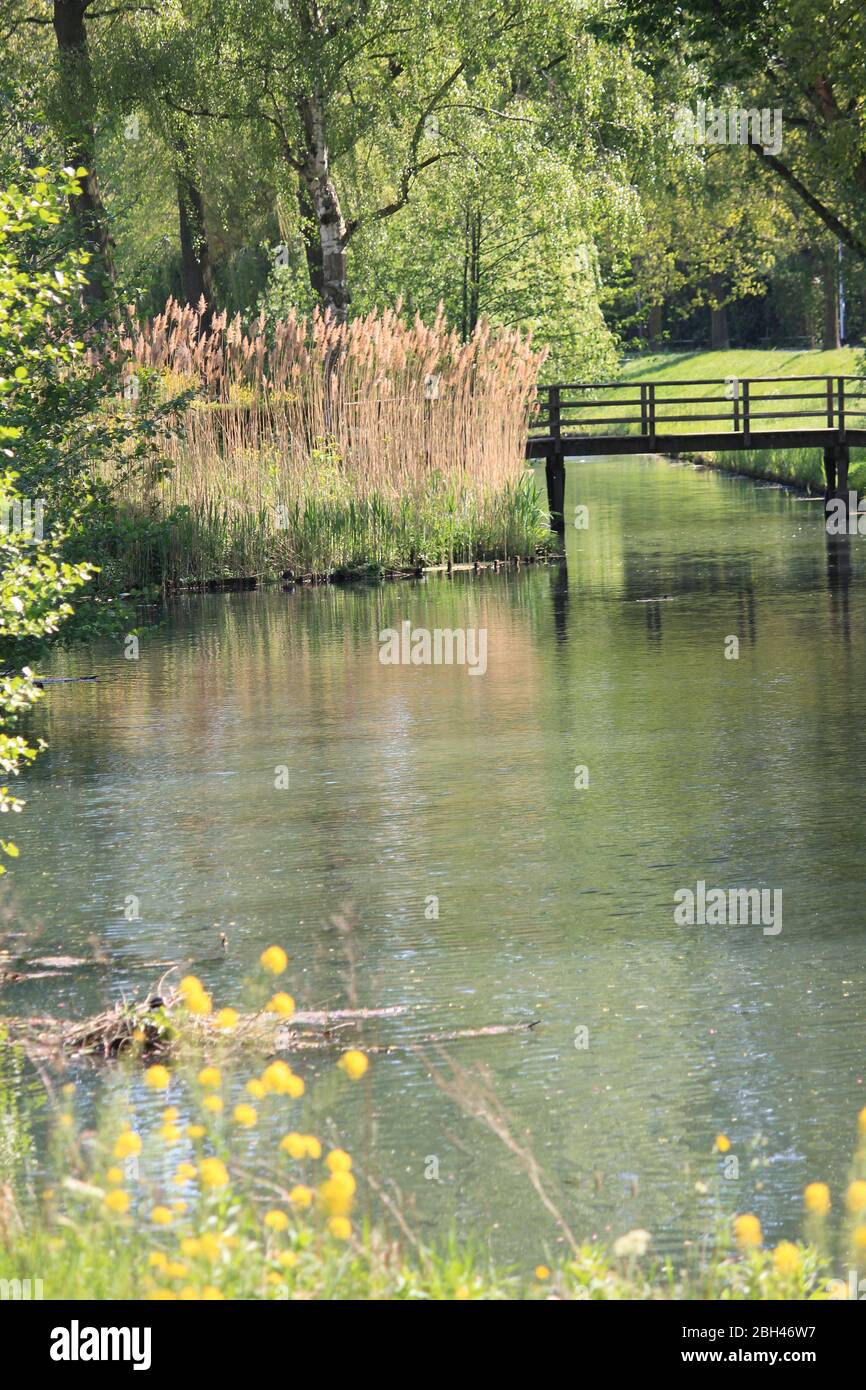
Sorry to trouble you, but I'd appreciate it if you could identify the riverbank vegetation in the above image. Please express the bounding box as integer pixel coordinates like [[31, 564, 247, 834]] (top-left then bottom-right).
[[1, 947, 866, 1301]]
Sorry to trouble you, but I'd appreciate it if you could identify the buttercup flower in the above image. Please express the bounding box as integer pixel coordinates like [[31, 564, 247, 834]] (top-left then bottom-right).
[[733, 1213, 762, 1249], [772, 1241, 801, 1276], [338, 1050, 369, 1081], [145, 1065, 171, 1091], [266, 993, 295, 1018], [199, 1157, 229, 1189], [804, 1182, 831, 1216], [260, 946, 288, 975]]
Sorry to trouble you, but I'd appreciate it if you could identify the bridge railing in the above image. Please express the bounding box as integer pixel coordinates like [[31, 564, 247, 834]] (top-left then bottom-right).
[[529, 376, 866, 444]]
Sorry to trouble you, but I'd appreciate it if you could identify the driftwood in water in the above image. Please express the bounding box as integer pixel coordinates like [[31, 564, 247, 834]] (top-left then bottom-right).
[[1, 986, 539, 1063]]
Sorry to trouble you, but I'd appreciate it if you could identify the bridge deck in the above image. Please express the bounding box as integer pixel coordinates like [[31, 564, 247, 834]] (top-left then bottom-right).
[[526, 427, 866, 458]]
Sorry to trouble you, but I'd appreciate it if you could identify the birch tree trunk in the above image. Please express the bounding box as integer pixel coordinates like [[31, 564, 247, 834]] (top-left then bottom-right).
[[297, 92, 349, 321]]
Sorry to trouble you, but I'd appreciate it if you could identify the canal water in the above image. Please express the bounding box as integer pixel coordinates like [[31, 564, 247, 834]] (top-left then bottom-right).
[[5, 455, 866, 1265]]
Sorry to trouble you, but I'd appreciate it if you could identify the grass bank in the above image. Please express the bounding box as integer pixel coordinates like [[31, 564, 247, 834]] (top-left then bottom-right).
[[2, 953, 866, 1302], [617, 349, 866, 494], [108, 301, 551, 589]]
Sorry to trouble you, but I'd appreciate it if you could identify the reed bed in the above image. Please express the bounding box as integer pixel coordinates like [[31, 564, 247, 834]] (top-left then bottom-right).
[[114, 300, 550, 584]]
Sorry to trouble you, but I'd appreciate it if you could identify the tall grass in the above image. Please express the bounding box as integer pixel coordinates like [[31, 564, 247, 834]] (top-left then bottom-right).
[[113, 300, 549, 584]]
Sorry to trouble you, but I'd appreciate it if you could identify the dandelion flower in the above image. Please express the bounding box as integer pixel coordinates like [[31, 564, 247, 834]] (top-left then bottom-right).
[[202, 1286, 225, 1300], [261, 1061, 295, 1095], [145, 1065, 171, 1091], [151, 1206, 173, 1226], [535, 1265, 550, 1280], [179, 975, 204, 998], [214, 1009, 238, 1031], [181, 1237, 201, 1258], [714, 1134, 731, 1154], [232, 1103, 257, 1128], [859, 1106, 866, 1138], [104, 1189, 130, 1215], [853, 1227, 866, 1252], [166, 1262, 188, 1279], [338, 1050, 369, 1081], [733, 1213, 762, 1249], [289, 1184, 313, 1209], [260, 946, 288, 975], [772, 1241, 801, 1276], [106, 1167, 124, 1185], [186, 1124, 206, 1140], [197, 1066, 222, 1089], [148, 1251, 168, 1270], [280, 1132, 320, 1160], [277, 1250, 298, 1268], [159, 1122, 182, 1143], [246, 1079, 266, 1100], [804, 1182, 831, 1216], [318, 1171, 356, 1217], [328, 1217, 352, 1240], [173, 1162, 197, 1183], [264, 1209, 289, 1232], [203, 1095, 223, 1114], [186, 990, 212, 1016]]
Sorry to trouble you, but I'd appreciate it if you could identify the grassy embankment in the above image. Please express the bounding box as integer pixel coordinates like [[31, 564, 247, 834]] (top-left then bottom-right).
[[1, 957, 866, 1301], [111, 301, 550, 589], [614, 349, 866, 493]]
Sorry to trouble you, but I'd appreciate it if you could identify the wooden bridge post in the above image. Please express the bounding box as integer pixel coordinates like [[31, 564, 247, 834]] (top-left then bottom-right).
[[544, 384, 566, 533]]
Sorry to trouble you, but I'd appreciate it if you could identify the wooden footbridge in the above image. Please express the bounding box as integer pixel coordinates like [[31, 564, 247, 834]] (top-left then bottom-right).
[[527, 376, 866, 530]]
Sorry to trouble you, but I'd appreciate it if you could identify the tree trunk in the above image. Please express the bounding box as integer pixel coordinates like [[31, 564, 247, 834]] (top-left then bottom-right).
[[461, 206, 481, 340], [647, 302, 663, 345], [297, 93, 349, 321], [708, 273, 729, 349], [175, 167, 215, 323], [822, 245, 841, 348], [296, 180, 325, 305], [52, 0, 115, 306]]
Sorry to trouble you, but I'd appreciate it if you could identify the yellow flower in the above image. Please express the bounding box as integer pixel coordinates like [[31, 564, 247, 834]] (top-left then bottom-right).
[[266, 993, 295, 1018], [197, 1066, 222, 1089], [260, 946, 288, 975], [277, 1250, 298, 1268], [289, 1185, 313, 1209], [145, 1065, 171, 1091], [162, 1107, 179, 1121], [804, 1182, 831, 1216], [159, 1122, 182, 1143], [338, 1050, 369, 1081], [214, 1009, 239, 1031], [846, 1180, 866, 1214], [203, 1095, 223, 1114], [61, 1082, 75, 1096], [266, 1271, 282, 1286], [173, 1162, 197, 1183], [772, 1241, 801, 1276], [246, 1079, 266, 1100], [286, 1075, 304, 1098], [106, 1166, 124, 1185], [104, 1189, 130, 1215], [318, 1171, 356, 1217], [198, 1233, 221, 1262], [264, 1209, 289, 1232], [179, 975, 204, 998], [180, 1237, 201, 1258], [534, 1265, 550, 1280], [199, 1157, 229, 1189], [261, 1061, 295, 1095], [186, 1124, 206, 1140], [179, 1286, 200, 1301], [148, 1251, 168, 1269], [232, 1103, 257, 1128], [455, 1286, 470, 1300], [733, 1213, 762, 1249], [185, 991, 212, 1016], [172, 1200, 188, 1214], [859, 1106, 866, 1138], [148, 1289, 177, 1300], [202, 1286, 225, 1300], [151, 1206, 173, 1226], [58, 1113, 73, 1129], [328, 1217, 352, 1240], [714, 1134, 731, 1154], [325, 1149, 352, 1173], [113, 1129, 142, 1160], [166, 1262, 188, 1279], [853, 1227, 866, 1251], [280, 1132, 320, 1160]]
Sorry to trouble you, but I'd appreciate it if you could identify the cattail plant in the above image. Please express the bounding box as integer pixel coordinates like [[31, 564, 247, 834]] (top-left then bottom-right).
[[113, 299, 549, 583]]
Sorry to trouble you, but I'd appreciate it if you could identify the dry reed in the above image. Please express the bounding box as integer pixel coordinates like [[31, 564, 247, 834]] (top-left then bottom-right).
[[112, 299, 549, 582]]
